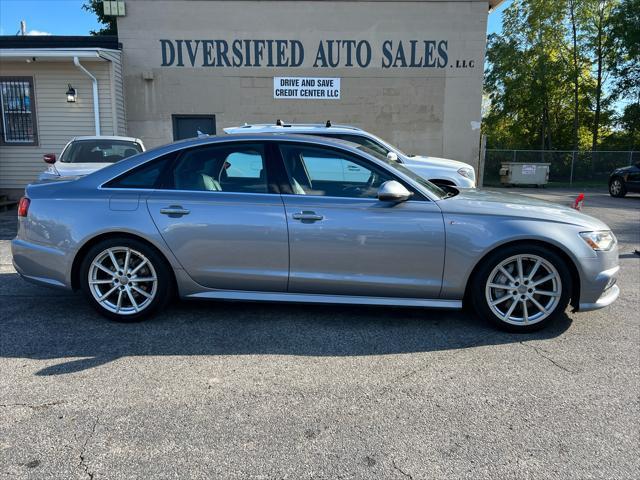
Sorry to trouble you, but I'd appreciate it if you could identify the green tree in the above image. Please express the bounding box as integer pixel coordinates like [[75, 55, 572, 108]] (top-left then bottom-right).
[[580, 0, 619, 150], [82, 0, 117, 36], [484, 0, 578, 149], [610, 0, 640, 104], [483, 0, 637, 151]]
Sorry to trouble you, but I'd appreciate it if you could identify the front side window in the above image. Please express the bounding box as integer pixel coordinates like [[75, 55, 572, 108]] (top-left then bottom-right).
[[61, 140, 143, 164], [170, 143, 268, 193], [0, 77, 37, 145], [279, 144, 394, 198]]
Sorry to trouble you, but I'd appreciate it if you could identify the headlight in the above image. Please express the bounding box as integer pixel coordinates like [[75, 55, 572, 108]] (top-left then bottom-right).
[[457, 167, 475, 180], [579, 231, 616, 251]]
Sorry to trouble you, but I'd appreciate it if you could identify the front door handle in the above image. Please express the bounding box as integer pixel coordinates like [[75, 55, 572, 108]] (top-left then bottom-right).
[[292, 211, 324, 223], [160, 205, 190, 217]]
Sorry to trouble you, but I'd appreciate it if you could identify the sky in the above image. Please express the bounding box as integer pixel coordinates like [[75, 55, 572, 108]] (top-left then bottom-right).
[[0, 0, 512, 37], [0, 0, 101, 36]]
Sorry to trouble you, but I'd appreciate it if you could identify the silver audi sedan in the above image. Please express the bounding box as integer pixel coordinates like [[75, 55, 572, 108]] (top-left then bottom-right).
[[12, 134, 619, 332]]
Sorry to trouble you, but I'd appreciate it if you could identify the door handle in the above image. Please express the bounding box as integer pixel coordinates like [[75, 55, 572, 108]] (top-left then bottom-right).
[[292, 211, 324, 222], [160, 205, 190, 217]]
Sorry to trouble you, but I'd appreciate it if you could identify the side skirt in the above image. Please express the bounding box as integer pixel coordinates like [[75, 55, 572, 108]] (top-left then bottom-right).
[[184, 290, 462, 309]]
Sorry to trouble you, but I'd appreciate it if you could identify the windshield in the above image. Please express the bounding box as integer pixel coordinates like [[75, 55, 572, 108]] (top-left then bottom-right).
[[355, 145, 447, 199], [61, 140, 143, 164]]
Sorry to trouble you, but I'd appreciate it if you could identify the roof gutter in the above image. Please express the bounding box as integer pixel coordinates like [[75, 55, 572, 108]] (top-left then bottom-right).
[[73, 56, 101, 136]]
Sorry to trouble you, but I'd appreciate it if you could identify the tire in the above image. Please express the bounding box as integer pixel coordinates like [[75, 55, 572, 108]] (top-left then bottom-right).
[[609, 177, 627, 197], [80, 237, 172, 322], [471, 244, 572, 333]]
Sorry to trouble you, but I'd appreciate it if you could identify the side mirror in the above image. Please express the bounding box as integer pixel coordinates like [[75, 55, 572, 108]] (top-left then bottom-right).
[[377, 180, 412, 203], [43, 153, 56, 164], [386, 152, 399, 162]]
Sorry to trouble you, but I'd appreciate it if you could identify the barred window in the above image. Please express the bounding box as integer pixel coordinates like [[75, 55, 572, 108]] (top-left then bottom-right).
[[0, 77, 38, 145]]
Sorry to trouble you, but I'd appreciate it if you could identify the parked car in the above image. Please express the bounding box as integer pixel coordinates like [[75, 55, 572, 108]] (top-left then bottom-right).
[[38, 136, 145, 181], [609, 163, 640, 197], [13, 134, 619, 332], [224, 122, 477, 188]]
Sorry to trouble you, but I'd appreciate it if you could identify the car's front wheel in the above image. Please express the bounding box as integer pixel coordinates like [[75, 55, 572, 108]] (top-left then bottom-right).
[[80, 237, 172, 321], [471, 245, 572, 332], [609, 177, 627, 197]]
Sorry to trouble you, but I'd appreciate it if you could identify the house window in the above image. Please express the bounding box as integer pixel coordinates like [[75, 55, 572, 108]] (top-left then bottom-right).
[[0, 77, 38, 145]]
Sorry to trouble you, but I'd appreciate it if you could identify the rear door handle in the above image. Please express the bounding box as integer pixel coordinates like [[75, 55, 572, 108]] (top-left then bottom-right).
[[292, 211, 324, 223], [160, 205, 190, 217]]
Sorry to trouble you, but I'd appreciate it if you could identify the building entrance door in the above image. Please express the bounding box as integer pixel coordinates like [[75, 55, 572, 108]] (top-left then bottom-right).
[[172, 115, 216, 140]]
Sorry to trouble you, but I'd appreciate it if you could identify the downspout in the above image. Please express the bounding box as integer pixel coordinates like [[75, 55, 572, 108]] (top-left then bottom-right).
[[73, 56, 101, 136]]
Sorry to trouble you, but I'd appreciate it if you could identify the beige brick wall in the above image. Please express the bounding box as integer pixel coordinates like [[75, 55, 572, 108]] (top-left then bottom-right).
[[118, 0, 489, 168]]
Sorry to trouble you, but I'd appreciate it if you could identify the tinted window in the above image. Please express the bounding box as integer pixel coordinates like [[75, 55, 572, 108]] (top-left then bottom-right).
[[169, 143, 268, 193], [105, 153, 173, 189], [62, 140, 143, 164], [279, 144, 394, 198]]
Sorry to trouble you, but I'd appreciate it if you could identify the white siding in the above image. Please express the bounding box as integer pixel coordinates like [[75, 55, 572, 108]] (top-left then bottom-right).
[[101, 50, 127, 135], [0, 57, 120, 190]]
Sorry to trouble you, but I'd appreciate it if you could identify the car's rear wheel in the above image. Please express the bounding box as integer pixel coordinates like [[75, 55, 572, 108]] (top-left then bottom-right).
[[471, 245, 572, 332], [80, 237, 172, 321], [609, 177, 627, 197]]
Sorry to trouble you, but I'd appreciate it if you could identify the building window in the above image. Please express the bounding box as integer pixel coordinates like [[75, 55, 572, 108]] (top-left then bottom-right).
[[0, 77, 38, 145]]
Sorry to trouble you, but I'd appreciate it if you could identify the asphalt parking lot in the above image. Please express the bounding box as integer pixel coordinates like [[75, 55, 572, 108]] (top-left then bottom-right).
[[1, 188, 638, 479]]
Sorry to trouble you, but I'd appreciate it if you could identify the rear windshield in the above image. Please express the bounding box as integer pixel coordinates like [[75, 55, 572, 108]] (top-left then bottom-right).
[[61, 140, 143, 164]]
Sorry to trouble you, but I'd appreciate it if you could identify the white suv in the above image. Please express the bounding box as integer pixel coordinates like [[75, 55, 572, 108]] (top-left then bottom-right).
[[224, 122, 476, 188]]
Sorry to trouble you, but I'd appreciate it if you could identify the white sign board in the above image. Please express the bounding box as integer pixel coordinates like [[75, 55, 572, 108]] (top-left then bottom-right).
[[522, 164, 536, 175], [274, 77, 340, 100]]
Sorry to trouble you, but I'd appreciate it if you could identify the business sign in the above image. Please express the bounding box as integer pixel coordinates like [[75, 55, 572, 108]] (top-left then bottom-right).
[[158, 39, 476, 70], [274, 77, 340, 100]]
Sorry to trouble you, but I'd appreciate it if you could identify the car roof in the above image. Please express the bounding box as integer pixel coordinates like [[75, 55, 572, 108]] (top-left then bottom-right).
[[150, 132, 363, 152], [71, 135, 143, 143], [224, 123, 365, 135]]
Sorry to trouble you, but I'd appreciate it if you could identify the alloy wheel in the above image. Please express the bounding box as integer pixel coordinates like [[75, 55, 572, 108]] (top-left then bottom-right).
[[485, 254, 562, 326], [610, 179, 622, 196], [88, 247, 158, 315]]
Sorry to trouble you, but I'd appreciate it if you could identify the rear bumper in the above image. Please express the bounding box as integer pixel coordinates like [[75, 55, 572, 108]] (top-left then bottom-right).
[[11, 238, 72, 290]]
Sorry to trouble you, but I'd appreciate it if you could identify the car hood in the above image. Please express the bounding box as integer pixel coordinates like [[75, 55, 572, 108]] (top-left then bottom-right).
[[54, 162, 112, 177], [403, 155, 471, 171], [437, 189, 609, 230], [612, 164, 636, 174]]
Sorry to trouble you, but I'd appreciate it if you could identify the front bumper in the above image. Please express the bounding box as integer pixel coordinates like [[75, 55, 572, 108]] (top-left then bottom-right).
[[579, 283, 620, 311], [577, 257, 620, 312]]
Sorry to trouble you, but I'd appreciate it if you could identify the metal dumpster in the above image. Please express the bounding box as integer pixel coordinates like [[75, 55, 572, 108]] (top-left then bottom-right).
[[499, 162, 550, 186]]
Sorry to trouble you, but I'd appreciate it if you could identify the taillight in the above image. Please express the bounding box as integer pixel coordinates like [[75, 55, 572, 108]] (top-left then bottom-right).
[[18, 197, 30, 217]]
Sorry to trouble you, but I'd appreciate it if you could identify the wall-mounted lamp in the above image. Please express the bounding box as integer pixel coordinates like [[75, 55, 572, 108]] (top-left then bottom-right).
[[66, 84, 77, 103]]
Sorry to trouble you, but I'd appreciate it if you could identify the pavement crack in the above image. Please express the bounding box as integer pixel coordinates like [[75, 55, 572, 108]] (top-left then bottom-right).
[[392, 459, 414, 479], [78, 416, 99, 480], [520, 341, 574, 374], [0, 400, 65, 409]]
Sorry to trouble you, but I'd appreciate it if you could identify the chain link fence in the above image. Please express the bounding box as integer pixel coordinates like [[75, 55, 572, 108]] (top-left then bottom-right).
[[481, 149, 639, 187]]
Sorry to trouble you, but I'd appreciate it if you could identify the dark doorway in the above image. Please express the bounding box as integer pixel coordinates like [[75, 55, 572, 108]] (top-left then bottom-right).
[[172, 115, 216, 141]]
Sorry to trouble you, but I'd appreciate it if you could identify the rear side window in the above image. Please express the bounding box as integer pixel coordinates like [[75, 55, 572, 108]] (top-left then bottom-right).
[[167, 143, 268, 193], [104, 152, 174, 189]]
